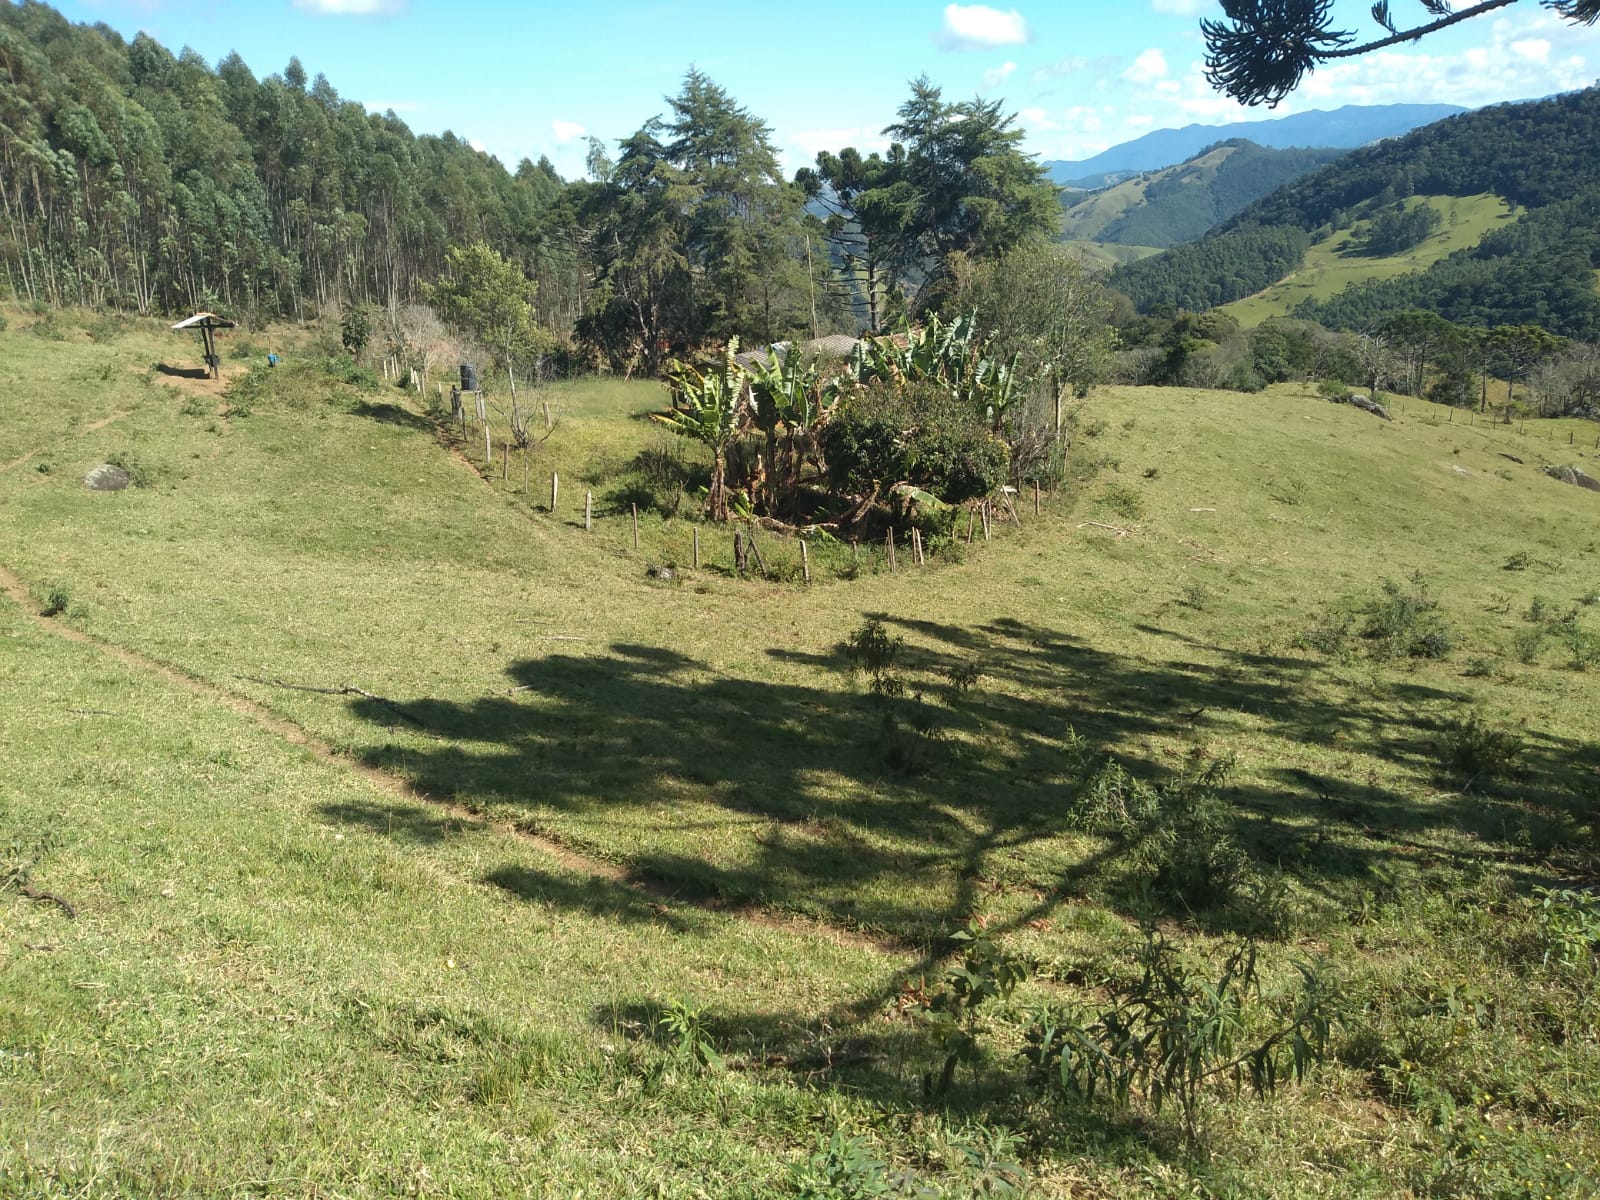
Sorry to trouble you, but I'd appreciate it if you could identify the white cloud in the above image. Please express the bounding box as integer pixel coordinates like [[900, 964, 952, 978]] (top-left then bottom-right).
[[1295, 10, 1598, 109], [469, 139, 486, 153], [551, 120, 586, 143], [1124, 47, 1169, 84], [982, 61, 1018, 88], [936, 4, 1031, 51], [1019, 7, 1600, 167], [293, 0, 407, 13], [1151, 0, 1210, 13]]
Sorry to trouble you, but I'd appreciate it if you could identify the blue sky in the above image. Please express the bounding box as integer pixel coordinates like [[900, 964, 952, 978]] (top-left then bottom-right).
[[48, 0, 1600, 176]]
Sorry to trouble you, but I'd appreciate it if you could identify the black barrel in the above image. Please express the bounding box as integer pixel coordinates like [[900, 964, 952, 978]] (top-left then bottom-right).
[[460, 363, 479, 391]]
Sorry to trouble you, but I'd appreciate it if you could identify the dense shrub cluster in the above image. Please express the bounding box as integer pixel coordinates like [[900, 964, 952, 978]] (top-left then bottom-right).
[[822, 383, 1010, 511]]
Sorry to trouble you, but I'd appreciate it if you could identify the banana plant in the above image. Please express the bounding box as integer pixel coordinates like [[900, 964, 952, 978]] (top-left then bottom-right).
[[745, 347, 841, 520], [848, 311, 1024, 429], [655, 339, 748, 522]]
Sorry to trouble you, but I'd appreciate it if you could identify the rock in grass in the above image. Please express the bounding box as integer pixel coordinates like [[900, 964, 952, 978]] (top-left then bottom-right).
[[647, 565, 675, 581], [1330, 393, 1392, 421], [1543, 464, 1600, 492], [84, 463, 130, 491]]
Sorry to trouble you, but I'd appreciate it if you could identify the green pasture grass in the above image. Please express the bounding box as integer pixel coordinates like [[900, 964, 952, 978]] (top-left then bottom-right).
[[1059, 175, 1153, 239], [1061, 239, 1165, 268], [3, 312, 1598, 1196], [0, 605, 938, 1197], [1222, 193, 1519, 327]]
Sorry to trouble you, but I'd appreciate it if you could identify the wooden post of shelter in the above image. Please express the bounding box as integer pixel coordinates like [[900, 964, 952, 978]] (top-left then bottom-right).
[[169, 313, 237, 381]]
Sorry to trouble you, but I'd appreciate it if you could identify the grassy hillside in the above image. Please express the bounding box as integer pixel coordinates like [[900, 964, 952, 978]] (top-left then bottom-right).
[[3, 312, 1598, 1197], [1221, 193, 1518, 326], [1062, 238, 1164, 269], [1060, 141, 1345, 249], [1116, 90, 1600, 329], [1060, 167, 1162, 241]]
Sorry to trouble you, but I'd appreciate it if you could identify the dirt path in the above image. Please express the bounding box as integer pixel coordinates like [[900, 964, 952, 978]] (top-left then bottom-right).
[[1, 409, 136, 473], [2, 410, 133, 475], [0, 563, 897, 957], [83, 409, 130, 433]]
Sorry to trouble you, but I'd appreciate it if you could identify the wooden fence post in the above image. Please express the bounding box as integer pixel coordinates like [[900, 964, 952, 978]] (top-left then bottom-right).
[[585, 491, 593, 532], [733, 528, 746, 574], [981, 503, 991, 541], [522, 448, 529, 495], [1034, 480, 1041, 516], [632, 503, 639, 549], [885, 528, 897, 570], [966, 507, 976, 545], [800, 538, 810, 583], [692, 525, 700, 568], [550, 472, 559, 515], [747, 533, 768, 579]]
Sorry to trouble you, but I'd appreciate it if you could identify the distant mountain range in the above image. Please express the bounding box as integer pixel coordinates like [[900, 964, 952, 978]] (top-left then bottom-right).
[[1044, 104, 1466, 190]]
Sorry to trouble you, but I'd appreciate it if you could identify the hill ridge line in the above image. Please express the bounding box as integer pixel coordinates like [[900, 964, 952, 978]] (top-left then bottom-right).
[[0, 562, 900, 959]]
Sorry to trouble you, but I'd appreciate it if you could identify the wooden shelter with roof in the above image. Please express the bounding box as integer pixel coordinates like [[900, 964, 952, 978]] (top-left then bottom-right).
[[170, 312, 237, 379]]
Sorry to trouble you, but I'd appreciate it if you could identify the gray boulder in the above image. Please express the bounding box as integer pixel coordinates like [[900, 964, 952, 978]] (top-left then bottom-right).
[[1543, 465, 1600, 492], [84, 463, 130, 491]]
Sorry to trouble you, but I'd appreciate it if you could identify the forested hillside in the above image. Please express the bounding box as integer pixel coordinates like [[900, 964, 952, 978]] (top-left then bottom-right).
[[1111, 87, 1600, 337], [1108, 225, 1312, 313], [1298, 188, 1600, 338], [1059, 140, 1345, 249], [1231, 87, 1600, 230], [0, 2, 576, 324], [0, 3, 1061, 373]]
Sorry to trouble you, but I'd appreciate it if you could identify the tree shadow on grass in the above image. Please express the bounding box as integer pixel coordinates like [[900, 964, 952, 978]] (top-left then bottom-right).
[[484, 862, 714, 936], [317, 799, 480, 846], [320, 614, 1597, 1179], [350, 400, 434, 431], [587, 962, 1163, 1171], [336, 613, 1594, 953], [155, 362, 209, 380]]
